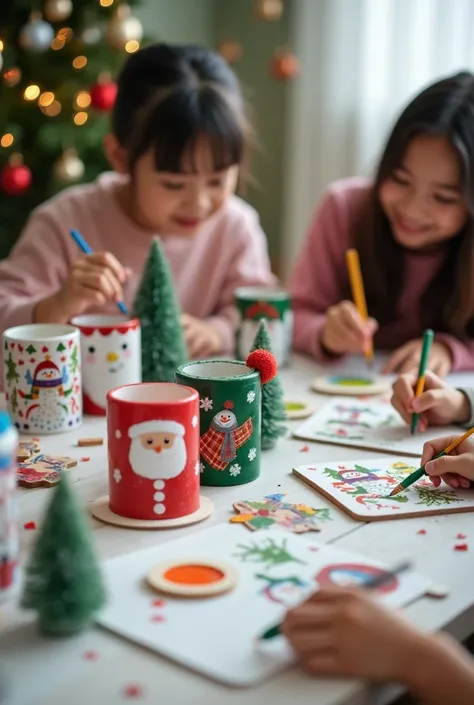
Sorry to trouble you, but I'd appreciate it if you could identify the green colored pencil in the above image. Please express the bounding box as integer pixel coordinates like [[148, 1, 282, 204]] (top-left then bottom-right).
[[389, 425, 474, 496], [259, 561, 411, 641], [411, 329, 434, 435]]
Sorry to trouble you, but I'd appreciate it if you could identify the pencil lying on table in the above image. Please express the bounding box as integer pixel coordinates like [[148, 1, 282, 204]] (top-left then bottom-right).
[[389, 425, 474, 496], [346, 248, 373, 370], [259, 560, 412, 640], [410, 329, 434, 435]]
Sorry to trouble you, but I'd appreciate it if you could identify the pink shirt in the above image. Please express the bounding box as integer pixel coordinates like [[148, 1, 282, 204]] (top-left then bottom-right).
[[288, 177, 474, 371], [0, 172, 276, 353]]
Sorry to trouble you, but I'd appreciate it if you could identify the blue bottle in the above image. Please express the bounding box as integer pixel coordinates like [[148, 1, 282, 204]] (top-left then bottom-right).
[[0, 411, 19, 601]]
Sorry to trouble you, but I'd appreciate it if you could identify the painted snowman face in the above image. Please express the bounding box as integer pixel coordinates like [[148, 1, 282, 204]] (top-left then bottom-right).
[[217, 410, 237, 428], [342, 471, 365, 481], [328, 569, 367, 587], [37, 368, 60, 381], [82, 328, 140, 409]]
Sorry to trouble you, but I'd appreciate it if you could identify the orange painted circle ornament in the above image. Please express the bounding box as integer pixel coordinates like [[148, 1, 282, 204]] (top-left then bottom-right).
[[147, 559, 238, 598]]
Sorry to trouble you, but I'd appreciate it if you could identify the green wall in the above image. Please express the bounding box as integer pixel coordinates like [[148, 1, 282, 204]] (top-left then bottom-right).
[[137, 0, 291, 270], [214, 0, 291, 270]]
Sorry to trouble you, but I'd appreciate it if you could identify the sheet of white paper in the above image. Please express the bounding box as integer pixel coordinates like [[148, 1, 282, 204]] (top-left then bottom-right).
[[98, 524, 431, 686], [294, 457, 474, 520], [293, 397, 460, 456]]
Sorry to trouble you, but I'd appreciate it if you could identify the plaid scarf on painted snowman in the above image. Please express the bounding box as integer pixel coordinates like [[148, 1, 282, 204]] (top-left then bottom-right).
[[200, 415, 253, 471]]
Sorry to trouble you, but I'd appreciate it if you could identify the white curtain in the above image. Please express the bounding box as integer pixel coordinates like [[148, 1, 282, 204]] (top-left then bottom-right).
[[282, 0, 474, 276]]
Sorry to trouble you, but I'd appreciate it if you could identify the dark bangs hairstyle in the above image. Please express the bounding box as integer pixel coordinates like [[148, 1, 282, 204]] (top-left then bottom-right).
[[353, 71, 474, 339], [112, 42, 251, 176]]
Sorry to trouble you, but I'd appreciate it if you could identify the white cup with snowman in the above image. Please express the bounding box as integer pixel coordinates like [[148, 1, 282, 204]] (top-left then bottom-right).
[[2, 324, 82, 434], [71, 315, 141, 416]]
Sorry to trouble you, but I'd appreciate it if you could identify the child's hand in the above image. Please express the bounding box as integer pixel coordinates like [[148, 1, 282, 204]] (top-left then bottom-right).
[[282, 588, 426, 682], [391, 371, 470, 431], [181, 314, 223, 358], [421, 435, 474, 489], [35, 252, 130, 323], [383, 339, 452, 375], [320, 301, 378, 355]]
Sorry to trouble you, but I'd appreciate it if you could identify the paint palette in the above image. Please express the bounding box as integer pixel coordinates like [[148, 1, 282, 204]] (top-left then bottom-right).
[[284, 399, 315, 419], [148, 559, 238, 597], [311, 375, 389, 396], [98, 524, 431, 686]]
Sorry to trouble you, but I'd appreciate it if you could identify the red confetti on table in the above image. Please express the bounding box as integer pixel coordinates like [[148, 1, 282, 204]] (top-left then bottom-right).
[[23, 521, 36, 530], [150, 614, 166, 623], [80, 457, 91, 462], [123, 684, 144, 699], [300, 445, 310, 453], [308, 546, 319, 552], [417, 529, 427, 535], [152, 598, 165, 607], [456, 533, 467, 539], [82, 650, 99, 661], [455, 543, 468, 551]]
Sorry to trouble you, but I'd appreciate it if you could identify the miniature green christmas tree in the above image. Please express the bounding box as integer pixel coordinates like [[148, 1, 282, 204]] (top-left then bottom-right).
[[21, 474, 106, 637], [133, 237, 188, 382], [251, 320, 287, 449]]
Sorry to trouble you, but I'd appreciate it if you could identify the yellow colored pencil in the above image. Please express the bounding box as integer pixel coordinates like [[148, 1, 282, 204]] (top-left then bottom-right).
[[346, 248, 373, 369]]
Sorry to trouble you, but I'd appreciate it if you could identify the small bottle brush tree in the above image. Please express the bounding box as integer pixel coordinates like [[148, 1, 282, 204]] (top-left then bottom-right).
[[251, 320, 287, 449], [133, 237, 188, 382], [21, 474, 106, 636]]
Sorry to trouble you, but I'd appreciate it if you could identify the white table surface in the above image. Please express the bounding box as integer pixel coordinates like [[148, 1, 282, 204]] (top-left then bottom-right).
[[1, 354, 474, 705]]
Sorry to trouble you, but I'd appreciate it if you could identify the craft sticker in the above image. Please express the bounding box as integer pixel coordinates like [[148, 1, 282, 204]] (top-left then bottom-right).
[[17, 453, 77, 488], [200, 401, 253, 472], [293, 457, 474, 521], [230, 494, 331, 532]]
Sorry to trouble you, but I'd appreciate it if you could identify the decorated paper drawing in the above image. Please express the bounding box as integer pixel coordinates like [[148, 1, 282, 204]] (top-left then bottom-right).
[[234, 537, 306, 569], [293, 397, 460, 456], [200, 400, 253, 471], [230, 493, 331, 532], [97, 525, 431, 687], [315, 563, 398, 594], [293, 457, 474, 521], [17, 454, 77, 488], [256, 573, 313, 606]]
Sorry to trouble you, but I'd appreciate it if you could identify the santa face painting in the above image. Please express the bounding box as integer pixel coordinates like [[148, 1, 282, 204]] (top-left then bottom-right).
[[128, 421, 187, 480]]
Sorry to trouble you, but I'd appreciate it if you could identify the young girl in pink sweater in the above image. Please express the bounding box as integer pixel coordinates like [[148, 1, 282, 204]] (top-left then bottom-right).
[[0, 43, 275, 358], [289, 72, 474, 374]]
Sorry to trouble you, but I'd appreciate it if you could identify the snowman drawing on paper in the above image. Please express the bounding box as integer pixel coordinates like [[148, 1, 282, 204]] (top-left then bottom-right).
[[19, 358, 73, 432], [82, 327, 141, 414]]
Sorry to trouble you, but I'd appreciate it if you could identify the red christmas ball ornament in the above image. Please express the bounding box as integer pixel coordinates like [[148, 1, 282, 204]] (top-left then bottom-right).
[[246, 349, 278, 385], [271, 50, 300, 81], [0, 154, 32, 195], [90, 75, 117, 112]]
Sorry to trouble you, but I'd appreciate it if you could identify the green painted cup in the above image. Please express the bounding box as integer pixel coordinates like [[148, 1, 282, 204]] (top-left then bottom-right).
[[175, 360, 261, 487]]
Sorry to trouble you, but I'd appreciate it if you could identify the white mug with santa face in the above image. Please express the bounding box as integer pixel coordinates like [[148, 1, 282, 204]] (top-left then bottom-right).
[[107, 382, 200, 521], [71, 315, 141, 416], [2, 324, 82, 434]]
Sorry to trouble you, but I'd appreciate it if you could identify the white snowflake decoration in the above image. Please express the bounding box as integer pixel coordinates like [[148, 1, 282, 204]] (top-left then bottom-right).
[[194, 461, 200, 476], [247, 390, 256, 404], [113, 468, 122, 483], [248, 447, 257, 461], [229, 463, 241, 477], [200, 462, 205, 474], [115, 429, 122, 439], [191, 415, 198, 427], [200, 397, 213, 412]]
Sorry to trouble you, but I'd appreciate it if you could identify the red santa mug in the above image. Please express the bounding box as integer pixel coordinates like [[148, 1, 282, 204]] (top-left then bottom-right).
[[71, 314, 141, 416], [107, 383, 200, 520]]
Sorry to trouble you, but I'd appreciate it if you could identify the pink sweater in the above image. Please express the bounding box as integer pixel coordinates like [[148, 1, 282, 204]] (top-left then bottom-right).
[[0, 172, 275, 352], [289, 177, 474, 371]]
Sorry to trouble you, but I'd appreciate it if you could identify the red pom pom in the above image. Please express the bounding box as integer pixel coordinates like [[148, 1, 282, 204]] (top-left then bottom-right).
[[223, 400, 234, 410], [246, 349, 278, 385]]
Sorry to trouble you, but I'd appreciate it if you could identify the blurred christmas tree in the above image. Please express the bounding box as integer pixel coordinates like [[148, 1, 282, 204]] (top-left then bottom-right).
[[0, 0, 145, 260]]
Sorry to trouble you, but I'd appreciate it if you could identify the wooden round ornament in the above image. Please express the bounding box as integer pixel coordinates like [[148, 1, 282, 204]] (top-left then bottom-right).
[[311, 375, 389, 396], [147, 559, 238, 597], [90, 495, 214, 529], [284, 399, 315, 420]]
